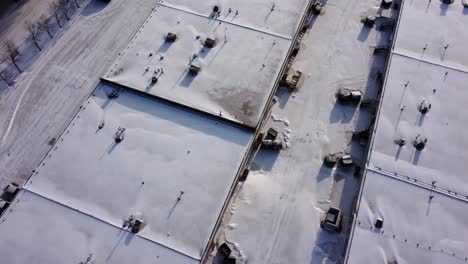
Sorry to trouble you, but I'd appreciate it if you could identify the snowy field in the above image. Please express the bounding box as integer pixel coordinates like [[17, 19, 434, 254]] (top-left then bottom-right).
[[0, 190, 196, 264], [210, 0, 398, 263], [23, 83, 252, 260], [104, 2, 306, 128], [0, 0, 160, 188], [346, 0, 468, 263]]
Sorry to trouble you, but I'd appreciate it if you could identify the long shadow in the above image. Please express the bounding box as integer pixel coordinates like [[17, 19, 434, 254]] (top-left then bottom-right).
[[198, 47, 211, 59], [316, 163, 333, 182], [250, 149, 280, 171], [464, 7, 468, 15], [329, 102, 358, 124], [180, 73, 195, 87], [416, 113, 426, 126], [82, 0, 108, 16], [310, 229, 344, 263], [357, 26, 371, 42], [94, 84, 250, 146], [276, 87, 292, 110], [208, 42, 227, 66], [156, 41, 173, 54], [439, 3, 449, 16], [395, 145, 403, 160], [106, 230, 126, 261], [412, 149, 421, 165]]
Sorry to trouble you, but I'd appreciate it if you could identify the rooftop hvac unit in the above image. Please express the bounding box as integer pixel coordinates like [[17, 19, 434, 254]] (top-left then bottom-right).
[[375, 218, 384, 228], [189, 64, 201, 75], [165, 32, 177, 42], [204, 38, 216, 48]]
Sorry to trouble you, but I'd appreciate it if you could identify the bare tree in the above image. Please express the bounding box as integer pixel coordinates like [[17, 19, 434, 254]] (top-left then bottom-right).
[[50, 4, 63, 28], [25, 20, 42, 51], [2, 40, 21, 73], [72, 0, 80, 8], [55, 0, 71, 21], [0, 69, 14, 86], [38, 16, 53, 39]]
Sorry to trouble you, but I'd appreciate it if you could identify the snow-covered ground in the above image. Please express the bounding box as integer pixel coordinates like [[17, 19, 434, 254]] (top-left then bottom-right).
[[0, 190, 196, 264], [346, 0, 468, 263], [0, 0, 57, 45], [104, 2, 307, 128], [23, 84, 252, 260], [211, 0, 398, 263], [0, 0, 160, 187]]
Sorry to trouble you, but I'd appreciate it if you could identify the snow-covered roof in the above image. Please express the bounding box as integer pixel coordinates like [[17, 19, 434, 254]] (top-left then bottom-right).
[[370, 52, 468, 196], [0, 190, 197, 264], [162, 0, 309, 38], [347, 0, 468, 263], [103, 2, 307, 128], [348, 171, 468, 264], [19, 83, 252, 261], [394, 0, 468, 71]]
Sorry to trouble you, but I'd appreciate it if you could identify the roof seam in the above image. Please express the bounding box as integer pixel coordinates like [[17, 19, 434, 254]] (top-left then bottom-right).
[[159, 3, 293, 41], [355, 222, 468, 263], [367, 166, 468, 203], [392, 51, 468, 74], [17, 188, 201, 261]]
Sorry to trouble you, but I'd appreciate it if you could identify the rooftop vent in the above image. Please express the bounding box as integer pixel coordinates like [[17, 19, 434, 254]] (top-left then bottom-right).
[[375, 218, 384, 228], [381, 0, 393, 8], [440, 0, 454, 4], [107, 90, 119, 99], [261, 139, 283, 150], [123, 215, 144, 233], [114, 127, 125, 143], [340, 154, 354, 167], [320, 207, 343, 232], [151, 76, 158, 83], [266, 128, 278, 140], [323, 153, 338, 167], [131, 219, 143, 233], [413, 135, 427, 150], [396, 138, 406, 146], [188, 64, 201, 75], [165, 32, 177, 42], [213, 5, 220, 13], [418, 100, 431, 114], [363, 15, 376, 27], [4, 183, 19, 196], [218, 243, 232, 257], [204, 38, 216, 48]]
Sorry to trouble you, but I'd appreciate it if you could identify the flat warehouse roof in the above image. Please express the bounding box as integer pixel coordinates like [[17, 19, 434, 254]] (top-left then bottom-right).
[[346, 0, 468, 263], [162, 0, 310, 38], [104, 3, 301, 127], [24, 83, 252, 260], [394, 0, 468, 71], [347, 171, 468, 264], [0, 190, 197, 264], [370, 53, 468, 194]]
